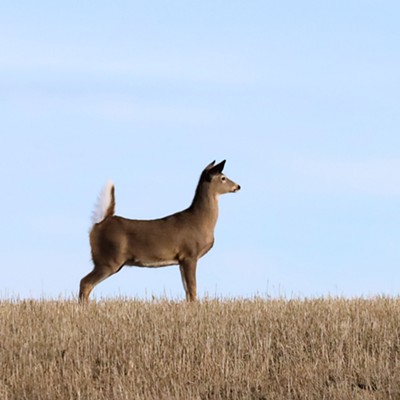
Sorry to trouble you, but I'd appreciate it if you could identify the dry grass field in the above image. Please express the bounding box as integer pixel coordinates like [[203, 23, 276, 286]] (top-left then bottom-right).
[[1, 297, 400, 399]]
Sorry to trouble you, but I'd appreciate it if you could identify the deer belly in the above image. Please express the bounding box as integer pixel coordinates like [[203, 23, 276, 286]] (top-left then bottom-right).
[[125, 258, 178, 268]]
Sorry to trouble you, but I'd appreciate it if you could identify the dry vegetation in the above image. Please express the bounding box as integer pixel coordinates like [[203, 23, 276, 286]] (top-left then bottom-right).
[[1, 297, 400, 399]]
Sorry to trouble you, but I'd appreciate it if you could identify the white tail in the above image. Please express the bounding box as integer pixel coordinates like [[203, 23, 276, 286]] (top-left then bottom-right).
[[91, 180, 115, 225]]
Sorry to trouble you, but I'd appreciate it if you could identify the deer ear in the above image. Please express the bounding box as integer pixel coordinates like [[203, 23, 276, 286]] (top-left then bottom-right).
[[204, 160, 216, 170], [209, 160, 226, 175]]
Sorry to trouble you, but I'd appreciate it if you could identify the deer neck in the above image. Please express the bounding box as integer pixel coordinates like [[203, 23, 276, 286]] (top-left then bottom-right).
[[190, 183, 219, 230]]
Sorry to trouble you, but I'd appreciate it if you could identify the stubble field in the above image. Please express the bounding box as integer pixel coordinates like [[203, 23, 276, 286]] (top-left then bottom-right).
[[1, 297, 400, 399]]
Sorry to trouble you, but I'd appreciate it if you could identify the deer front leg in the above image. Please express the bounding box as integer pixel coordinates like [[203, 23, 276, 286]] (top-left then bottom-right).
[[179, 258, 197, 302]]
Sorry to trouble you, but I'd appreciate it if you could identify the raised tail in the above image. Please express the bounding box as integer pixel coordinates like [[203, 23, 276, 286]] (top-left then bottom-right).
[[91, 180, 115, 225]]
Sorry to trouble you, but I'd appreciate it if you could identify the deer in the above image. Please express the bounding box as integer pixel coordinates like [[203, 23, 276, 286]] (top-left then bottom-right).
[[79, 160, 241, 303]]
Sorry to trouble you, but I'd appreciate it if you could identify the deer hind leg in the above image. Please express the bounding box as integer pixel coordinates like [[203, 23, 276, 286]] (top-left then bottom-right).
[[79, 264, 121, 304], [179, 259, 197, 302]]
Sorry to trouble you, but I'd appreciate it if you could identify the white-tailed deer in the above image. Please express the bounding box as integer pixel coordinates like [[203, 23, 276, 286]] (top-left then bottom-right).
[[79, 160, 240, 303]]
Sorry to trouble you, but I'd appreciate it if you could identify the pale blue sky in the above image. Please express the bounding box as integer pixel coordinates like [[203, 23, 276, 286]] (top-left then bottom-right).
[[1, 1, 399, 299]]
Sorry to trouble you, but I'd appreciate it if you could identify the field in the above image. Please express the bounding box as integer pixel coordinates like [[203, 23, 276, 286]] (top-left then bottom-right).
[[1, 297, 400, 399]]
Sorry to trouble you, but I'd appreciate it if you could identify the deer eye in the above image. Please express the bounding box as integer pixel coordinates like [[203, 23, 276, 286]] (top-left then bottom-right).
[[221, 176, 226, 182]]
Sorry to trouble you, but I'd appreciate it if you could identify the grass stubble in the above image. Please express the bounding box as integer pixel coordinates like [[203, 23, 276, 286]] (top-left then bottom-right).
[[1, 297, 400, 399]]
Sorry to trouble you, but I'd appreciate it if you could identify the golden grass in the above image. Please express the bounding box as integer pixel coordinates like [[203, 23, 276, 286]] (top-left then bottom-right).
[[1, 297, 400, 399]]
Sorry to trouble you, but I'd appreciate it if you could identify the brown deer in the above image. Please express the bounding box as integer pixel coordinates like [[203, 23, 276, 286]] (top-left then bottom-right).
[[79, 160, 240, 303]]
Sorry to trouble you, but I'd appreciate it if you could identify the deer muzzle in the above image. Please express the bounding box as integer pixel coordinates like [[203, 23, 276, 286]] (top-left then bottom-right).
[[232, 184, 241, 193]]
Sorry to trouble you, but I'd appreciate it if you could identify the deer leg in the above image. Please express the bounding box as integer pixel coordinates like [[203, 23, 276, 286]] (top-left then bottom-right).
[[79, 265, 120, 304], [179, 265, 188, 300], [179, 259, 197, 302]]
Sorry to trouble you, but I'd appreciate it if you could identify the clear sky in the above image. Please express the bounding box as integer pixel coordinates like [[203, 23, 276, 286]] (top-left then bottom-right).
[[1, 1, 399, 300]]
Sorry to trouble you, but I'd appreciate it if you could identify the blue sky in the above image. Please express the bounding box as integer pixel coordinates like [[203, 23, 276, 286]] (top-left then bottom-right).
[[1, 1, 399, 299]]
